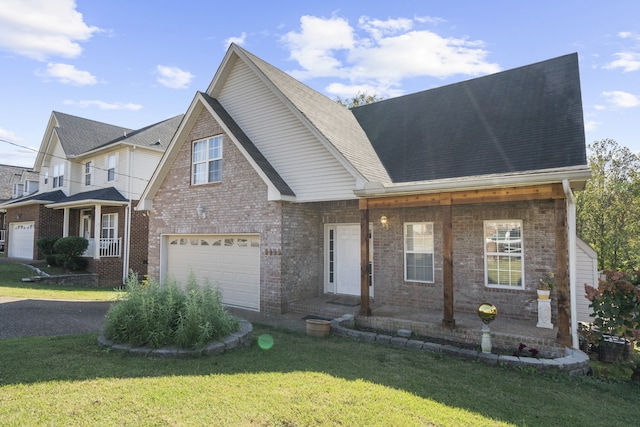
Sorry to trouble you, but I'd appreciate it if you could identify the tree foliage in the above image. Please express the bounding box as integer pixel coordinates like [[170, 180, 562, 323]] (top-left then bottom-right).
[[576, 139, 640, 270], [335, 92, 385, 108]]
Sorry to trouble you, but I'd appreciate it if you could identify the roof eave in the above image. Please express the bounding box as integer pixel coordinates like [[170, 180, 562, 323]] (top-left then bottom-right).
[[45, 198, 129, 209], [354, 166, 591, 198]]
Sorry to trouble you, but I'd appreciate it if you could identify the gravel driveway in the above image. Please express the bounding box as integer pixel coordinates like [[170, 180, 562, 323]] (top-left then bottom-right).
[[0, 297, 112, 339]]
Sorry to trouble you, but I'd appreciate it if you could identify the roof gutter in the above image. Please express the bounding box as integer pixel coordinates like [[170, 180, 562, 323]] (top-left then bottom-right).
[[354, 167, 591, 197], [45, 199, 129, 209]]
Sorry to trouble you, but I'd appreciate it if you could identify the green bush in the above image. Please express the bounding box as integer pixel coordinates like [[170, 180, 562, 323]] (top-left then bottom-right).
[[103, 272, 239, 349], [36, 237, 59, 257], [52, 236, 89, 271]]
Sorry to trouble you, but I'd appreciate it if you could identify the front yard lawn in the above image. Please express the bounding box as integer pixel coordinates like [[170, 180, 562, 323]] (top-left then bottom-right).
[[0, 327, 638, 426], [0, 263, 121, 301]]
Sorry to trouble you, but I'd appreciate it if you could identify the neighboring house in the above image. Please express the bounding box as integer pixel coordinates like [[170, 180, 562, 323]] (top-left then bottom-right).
[[138, 44, 591, 348], [1, 111, 183, 285], [0, 164, 37, 251]]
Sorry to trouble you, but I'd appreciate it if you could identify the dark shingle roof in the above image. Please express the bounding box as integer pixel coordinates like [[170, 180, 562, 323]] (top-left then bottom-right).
[[199, 92, 295, 197], [351, 53, 586, 183], [52, 112, 133, 156], [49, 187, 128, 205], [93, 114, 184, 152], [1, 190, 67, 206]]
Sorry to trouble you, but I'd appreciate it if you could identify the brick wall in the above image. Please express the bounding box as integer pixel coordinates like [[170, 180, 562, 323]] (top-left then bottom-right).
[[147, 107, 285, 314], [370, 200, 559, 322], [129, 200, 149, 277]]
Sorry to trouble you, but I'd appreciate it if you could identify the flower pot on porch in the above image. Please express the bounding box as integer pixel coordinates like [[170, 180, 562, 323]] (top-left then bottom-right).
[[306, 319, 331, 337], [536, 289, 550, 300]]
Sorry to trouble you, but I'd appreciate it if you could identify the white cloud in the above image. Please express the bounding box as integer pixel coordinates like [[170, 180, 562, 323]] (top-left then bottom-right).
[[63, 100, 142, 111], [282, 15, 500, 98], [0, 126, 23, 142], [38, 63, 97, 85], [583, 120, 600, 132], [224, 32, 247, 49], [156, 65, 194, 89], [0, 0, 100, 61], [602, 91, 640, 108], [604, 52, 640, 72]]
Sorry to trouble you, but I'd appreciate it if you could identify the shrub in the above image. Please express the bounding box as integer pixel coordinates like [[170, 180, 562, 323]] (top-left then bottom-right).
[[103, 272, 239, 349], [36, 237, 59, 257], [53, 236, 89, 271]]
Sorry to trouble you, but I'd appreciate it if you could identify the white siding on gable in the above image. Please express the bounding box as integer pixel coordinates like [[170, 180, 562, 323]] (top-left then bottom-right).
[[127, 149, 164, 200], [576, 238, 599, 324], [217, 59, 357, 202]]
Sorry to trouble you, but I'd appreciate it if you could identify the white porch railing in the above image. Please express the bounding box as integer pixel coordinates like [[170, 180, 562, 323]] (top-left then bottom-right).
[[82, 237, 122, 258], [0, 229, 5, 250]]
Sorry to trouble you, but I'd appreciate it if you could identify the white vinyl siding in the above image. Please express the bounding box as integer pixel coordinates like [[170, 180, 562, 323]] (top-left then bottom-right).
[[127, 149, 164, 199], [217, 59, 357, 202], [576, 238, 599, 323]]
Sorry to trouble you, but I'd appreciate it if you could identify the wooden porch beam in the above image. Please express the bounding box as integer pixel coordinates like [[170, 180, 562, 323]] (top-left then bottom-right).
[[364, 183, 565, 209], [359, 200, 371, 316], [555, 199, 571, 346], [441, 193, 455, 328]]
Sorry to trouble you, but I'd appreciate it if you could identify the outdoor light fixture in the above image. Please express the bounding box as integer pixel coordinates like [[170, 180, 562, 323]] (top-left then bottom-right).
[[196, 205, 207, 219], [380, 215, 388, 229]]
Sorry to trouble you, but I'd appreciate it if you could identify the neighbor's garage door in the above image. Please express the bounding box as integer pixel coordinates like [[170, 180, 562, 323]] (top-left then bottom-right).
[[165, 235, 260, 311], [9, 222, 35, 259]]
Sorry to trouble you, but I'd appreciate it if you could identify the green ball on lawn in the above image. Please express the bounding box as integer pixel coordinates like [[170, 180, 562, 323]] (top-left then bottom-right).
[[258, 334, 274, 350]]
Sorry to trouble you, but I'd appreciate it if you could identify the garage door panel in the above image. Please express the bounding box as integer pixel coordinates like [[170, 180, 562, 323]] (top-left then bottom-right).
[[10, 222, 35, 260], [166, 234, 260, 311]]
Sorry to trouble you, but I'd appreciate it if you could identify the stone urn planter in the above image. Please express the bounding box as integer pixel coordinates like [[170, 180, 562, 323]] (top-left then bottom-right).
[[306, 319, 331, 337]]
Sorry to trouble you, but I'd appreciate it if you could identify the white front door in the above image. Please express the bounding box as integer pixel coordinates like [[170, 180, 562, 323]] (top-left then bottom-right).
[[81, 212, 92, 239], [326, 224, 372, 296]]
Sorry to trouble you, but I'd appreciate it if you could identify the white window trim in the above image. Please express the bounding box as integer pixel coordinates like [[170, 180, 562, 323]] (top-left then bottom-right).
[[52, 163, 65, 188], [404, 222, 435, 283], [483, 219, 524, 289], [107, 154, 117, 182], [84, 161, 93, 186], [101, 213, 118, 239], [192, 135, 223, 185]]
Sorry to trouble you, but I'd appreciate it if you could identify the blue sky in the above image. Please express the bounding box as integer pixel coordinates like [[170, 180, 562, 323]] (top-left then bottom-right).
[[1, 0, 639, 167]]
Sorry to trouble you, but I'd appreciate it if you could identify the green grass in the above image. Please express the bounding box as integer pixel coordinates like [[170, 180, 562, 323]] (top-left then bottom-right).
[[1, 260, 638, 425], [0, 263, 121, 301], [0, 330, 638, 426]]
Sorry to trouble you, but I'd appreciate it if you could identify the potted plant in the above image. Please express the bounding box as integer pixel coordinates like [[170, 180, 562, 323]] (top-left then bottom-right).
[[584, 270, 640, 364], [537, 271, 556, 299]]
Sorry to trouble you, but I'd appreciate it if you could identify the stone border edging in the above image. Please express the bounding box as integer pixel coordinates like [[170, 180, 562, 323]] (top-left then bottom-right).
[[331, 315, 591, 376], [97, 319, 252, 357]]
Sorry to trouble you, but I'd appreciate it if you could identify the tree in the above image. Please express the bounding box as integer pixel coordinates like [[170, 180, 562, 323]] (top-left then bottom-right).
[[335, 92, 385, 108], [576, 139, 640, 270]]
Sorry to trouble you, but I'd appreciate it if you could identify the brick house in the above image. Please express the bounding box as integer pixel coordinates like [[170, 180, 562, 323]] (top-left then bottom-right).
[[1, 112, 182, 286], [138, 44, 591, 347]]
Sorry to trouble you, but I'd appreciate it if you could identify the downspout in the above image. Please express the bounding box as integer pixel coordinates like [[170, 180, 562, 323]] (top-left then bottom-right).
[[563, 179, 579, 349], [123, 148, 133, 283]]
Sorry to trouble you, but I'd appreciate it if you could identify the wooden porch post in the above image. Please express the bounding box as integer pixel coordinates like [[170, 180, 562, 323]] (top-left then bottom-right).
[[555, 199, 571, 346], [359, 199, 371, 316], [441, 193, 455, 328]]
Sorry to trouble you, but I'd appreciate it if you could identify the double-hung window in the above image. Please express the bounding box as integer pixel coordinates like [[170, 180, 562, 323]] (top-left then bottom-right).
[[52, 164, 64, 188], [484, 220, 523, 288], [404, 222, 434, 282], [101, 213, 117, 240], [107, 155, 116, 182], [84, 161, 93, 186], [192, 136, 223, 185]]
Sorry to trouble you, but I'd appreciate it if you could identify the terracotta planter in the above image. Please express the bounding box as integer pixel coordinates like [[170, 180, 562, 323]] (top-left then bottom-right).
[[537, 289, 551, 300], [306, 319, 331, 337]]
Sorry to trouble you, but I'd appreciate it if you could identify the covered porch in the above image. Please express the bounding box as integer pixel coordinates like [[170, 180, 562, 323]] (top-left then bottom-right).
[[286, 294, 562, 357]]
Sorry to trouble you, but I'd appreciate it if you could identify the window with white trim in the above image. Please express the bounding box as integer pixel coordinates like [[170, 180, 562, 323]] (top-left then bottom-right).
[[192, 136, 223, 185], [404, 222, 434, 282], [84, 161, 93, 186], [52, 164, 64, 188], [484, 220, 523, 288], [101, 213, 117, 239], [107, 155, 116, 182]]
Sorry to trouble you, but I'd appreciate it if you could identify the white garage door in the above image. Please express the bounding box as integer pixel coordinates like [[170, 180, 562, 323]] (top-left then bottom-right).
[[9, 222, 35, 259], [165, 235, 260, 311]]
